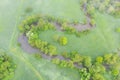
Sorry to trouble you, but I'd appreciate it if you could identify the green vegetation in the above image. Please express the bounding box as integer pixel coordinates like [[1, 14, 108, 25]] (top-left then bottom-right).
[[0, 51, 16, 80], [58, 36, 68, 46], [80, 0, 120, 18], [18, 11, 120, 79], [0, 0, 120, 80]]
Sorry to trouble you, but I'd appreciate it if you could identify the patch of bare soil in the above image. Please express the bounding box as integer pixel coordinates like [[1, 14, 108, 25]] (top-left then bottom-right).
[[73, 16, 95, 31], [18, 34, 39, 53]]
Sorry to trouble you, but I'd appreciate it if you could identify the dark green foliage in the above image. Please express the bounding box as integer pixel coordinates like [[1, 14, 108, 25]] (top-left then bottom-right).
[[79, 68, 91, 80], [0, 52, 16, 80]]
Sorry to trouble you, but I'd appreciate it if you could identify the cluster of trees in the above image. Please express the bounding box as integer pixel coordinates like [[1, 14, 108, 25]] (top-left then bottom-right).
[[28, 38, 57, 56], [62, 23, 76, 34], [18, 15, 40, 32], [37, 19, 56, 31], [19, 15, 56, 33], [79, 68, 91, 80], [51, 51, 120, 80], [80, 0, 120, 18], [61, 23, 90, 37], [52, 58, 74, 69], [25, 24, 57, 56], [0, 52, 16, 80]]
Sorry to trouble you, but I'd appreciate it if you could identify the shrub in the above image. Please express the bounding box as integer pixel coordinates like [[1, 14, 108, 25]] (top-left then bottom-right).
[[0, 52, 16, 80], [92, 73, 105, 80], [58, 36, 68, 46], [96, 56, 103, 64], [90, 19, 96, 26], [83, 56, 92, 68], [79, 68, 91, 80]]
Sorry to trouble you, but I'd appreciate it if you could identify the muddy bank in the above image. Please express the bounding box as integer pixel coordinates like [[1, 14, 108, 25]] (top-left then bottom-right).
[[18, 34, 39, 53]]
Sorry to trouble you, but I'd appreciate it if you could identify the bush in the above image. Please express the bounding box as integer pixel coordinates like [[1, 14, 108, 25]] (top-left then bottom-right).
[[0, 52, 16, 80], [58, 36, 68, 46], [83, 56, 92, 68], [90, 19, 96, 26], [96, 56, 103, 64], [79, 68, 91, 80], [92, 73, 105, 80]]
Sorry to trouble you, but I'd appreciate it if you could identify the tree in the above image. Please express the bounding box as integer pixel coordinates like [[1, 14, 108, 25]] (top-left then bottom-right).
[[92, 73, 105, 80], [59, 36, 68, 46], [111, 68, 119, 76], [48, 45, 57, 56], [104, 53, 119, 65], [89, 64, 106, 74], [79, 68, 91, 80], [111, 64, 120, 76], [104, 53, 113, 64], [67, 61, 74, 68], [96, 56, 103, 64], [60, 60, 68, 67], [0, 52, 16, 80], [83, 56, 92, 68], [72, 54, 83, 64]]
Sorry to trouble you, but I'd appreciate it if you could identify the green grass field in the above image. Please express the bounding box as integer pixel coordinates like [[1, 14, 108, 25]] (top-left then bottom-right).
[[0, 0, 120, 80]]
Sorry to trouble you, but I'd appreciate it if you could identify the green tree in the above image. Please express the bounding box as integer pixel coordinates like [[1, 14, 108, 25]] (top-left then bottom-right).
[[83, 56, 92, 68], [48, 45, 57, 56], [59, 36, 68, 46], [79, 68, 91, 80], [96, 56, 103, 64], [92, 73, 105, 80]]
